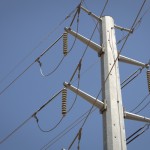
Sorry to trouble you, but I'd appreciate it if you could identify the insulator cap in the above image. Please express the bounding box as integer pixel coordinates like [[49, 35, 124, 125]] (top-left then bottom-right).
[[63, 32, 68, 56], [62, 88, 67, 115], [147, 70, 150, 92]]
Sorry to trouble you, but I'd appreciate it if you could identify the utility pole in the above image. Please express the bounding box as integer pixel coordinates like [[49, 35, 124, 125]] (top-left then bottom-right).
[[64, 6, 150, 150], [100, 16, 126, 150]]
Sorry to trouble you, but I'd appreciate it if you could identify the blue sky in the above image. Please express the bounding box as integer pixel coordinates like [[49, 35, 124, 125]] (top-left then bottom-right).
[[0, 0, 150, 150]]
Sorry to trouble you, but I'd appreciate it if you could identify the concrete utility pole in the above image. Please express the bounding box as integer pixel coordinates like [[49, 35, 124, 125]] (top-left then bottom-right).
[[100, 16, 126, 150], [64, 6, 150, 150]]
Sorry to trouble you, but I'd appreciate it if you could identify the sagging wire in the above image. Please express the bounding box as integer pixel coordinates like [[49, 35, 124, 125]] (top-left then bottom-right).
[[34, 115, 64, 133], [37, 56, 65, 77], [0, 34, 63, 97], [126, 123, 150, 145], [40, 108, 97, 150], [121, 67, 144, 89], [0, 89, 63, 144], [37, 3, 82, 77], [34, 62, 81, 133], [0, 5, 77, 85]]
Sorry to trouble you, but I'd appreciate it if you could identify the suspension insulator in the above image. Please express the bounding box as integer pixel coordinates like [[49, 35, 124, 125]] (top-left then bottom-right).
[[62, 88, 67, 116], [147, 70, 150, 92], [63, 32, 68, 56]]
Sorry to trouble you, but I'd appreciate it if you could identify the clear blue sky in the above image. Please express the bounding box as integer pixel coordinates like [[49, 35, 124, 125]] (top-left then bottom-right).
[[0, 0, 150, 150]]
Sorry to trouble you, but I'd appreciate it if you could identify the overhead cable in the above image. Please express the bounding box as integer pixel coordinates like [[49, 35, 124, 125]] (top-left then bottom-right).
[[68, 128, 82, 150], [130, 93, 150, 113], [34, 115, 64, 133], [0, 89, 63, 144], [37, 3, 81, 77], [0, 5, 77, 85], [0, 35, 63, 97], [121, 67, 143, 89], [134, 93, 150, 114], [40, 108, 97, 150], [37, 56, 65, 77], [126, 123, 150, 145]]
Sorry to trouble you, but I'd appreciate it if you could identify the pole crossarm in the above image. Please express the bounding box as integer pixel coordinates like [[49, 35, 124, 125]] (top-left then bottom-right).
[[124, 111, 150, 123], [63, 82, 105, 111], [80, 6, 132, 33], [119, 55, 149, 68], [64, 27, 103, 55]]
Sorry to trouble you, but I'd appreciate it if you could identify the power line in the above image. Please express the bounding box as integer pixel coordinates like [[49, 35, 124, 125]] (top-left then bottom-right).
[[65, 1, 148, 149], [37, 3, 82, 78], [37, 56, 65, 77], [63, 1, 109, 149], [0, 52, 98, 145], [134, 94, 150, 114], [44, 1, 148, 149], [0, 35, 63, 97], [0, 6, 77, 85], [34, 115, 64, 133], [0, 89, 63, 144], [40, 108, 97, 150], [121, 67, 144, 89], [126, 123, 150, 145], [130, 93, 150, 113]]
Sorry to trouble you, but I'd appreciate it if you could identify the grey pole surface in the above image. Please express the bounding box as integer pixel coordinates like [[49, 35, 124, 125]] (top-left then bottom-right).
[[101, 16, 127, 150]]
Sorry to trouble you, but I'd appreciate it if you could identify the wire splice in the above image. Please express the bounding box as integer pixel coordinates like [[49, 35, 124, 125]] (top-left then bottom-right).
[[63, 32, 68, 56], [62, 88, 67, 116], [147, 70, 150, 92]]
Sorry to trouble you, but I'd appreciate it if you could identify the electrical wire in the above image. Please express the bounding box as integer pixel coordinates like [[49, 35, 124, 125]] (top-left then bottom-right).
[[61, 2, 109, 149], [77, 0, 109, 129], [0, 35, 63, 97], [134, 93, 150, 114], [126, 123, 150, 145], [118, 3, 150, 45], [67, 0, 108, 85], [64, 1, 147, 148], [37, 3, 81, 77], [106, 0, 147, 86], [130, 93, 150, 113], [37, 56, 65, 77], [121, 67, 144, 89], [82, 1, 100, 32], [0, 6, 77, 85], [34, 115, 64, 133], [42, 1, 148, 149], [40, 107, 97, 150], [118, 0, 147, 55], [0, 115, 32, 144], [0, 89, 63, 144], [68, 128, 82, 150], [67, 68, 81, 113]]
